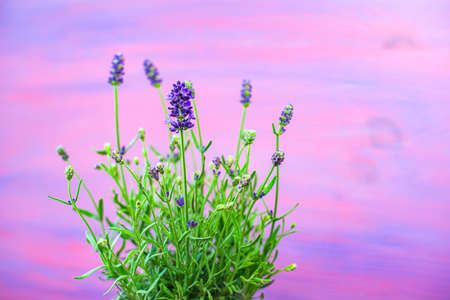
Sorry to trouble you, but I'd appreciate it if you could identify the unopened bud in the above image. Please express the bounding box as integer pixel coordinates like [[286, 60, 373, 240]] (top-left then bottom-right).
[[138, 128, 145, 141], [104, 143, 111, 154], [285, 264, 297, 271], [65, 166, 74, 180], [97, 238, 108, 249], [134, 157, 139, 165], [56, 145, 69, 161]]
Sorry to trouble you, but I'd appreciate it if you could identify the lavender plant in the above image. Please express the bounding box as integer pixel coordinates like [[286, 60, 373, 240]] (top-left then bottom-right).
[[49, 53, 298, 300]]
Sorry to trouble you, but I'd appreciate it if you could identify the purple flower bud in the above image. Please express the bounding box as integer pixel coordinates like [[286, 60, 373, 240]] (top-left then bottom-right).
[[212, 157, 221, 169], [166, 81, 196, 133], [240, 80, 252, 107], [143, 60, 162, 88], [148, 167, 160, 180], [187, 220, 198, 228], [176, 196, 184, 207], [271, 151, 285, 167], [111, 150, 124, 164], [56, 145, 69, 161], [279, 104, 293, 134], [108, 53, 125, 86], [119, 145, 126, 155]]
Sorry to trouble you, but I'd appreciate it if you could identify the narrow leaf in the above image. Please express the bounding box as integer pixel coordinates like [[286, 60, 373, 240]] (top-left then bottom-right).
[[74, 265, 105, 279], [104, 275, 129, 295]]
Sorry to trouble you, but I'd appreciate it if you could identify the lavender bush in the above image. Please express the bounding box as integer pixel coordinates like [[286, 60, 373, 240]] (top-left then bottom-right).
[[49, 53, 298, 300]]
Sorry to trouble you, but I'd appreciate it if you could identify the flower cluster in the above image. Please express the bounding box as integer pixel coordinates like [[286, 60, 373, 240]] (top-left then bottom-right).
[[166, 81, 196, 132], [57, 145, 69, 161], [143, 60, 162, 88], [241, 129, 256, 146], [240, 80, 252, 107], [279, 104, 293, 134], [176, 196, 184, 207], [148, 167, 159, 180], [271, 151, 285, 166], [187, 220, 198, 228], [65, 166, 74, 181], [108, 53, 125, 86], [111, 150, 124, 164], [238, 174, 251, 191], [149, 163, 165, 181], [210, 157, 222, 176]]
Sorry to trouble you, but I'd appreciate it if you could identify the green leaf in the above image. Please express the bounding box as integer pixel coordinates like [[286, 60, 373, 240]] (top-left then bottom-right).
[[263, 176, 277, 195], [150, 145, 162, 157], [48, 195, 71, 205], [125, 133, 140, 153], [203, 140, 213, 152], [190, 129, 200, 149], [104, 275, 129, 295], [189, 235, 213, 241], [272, 123, 277, 134], [95, 149, 107, 155], [77, 208, 99, 221], [74, 265, 105, 279], [97, 198, 104, 222]]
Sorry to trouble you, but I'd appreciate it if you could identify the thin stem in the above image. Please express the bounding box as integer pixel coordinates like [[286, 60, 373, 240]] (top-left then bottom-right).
[[114, 85, 128, 200], [179, 131, 189, 224], [157, 87, 171, 138], [235, 106, 247, 166], [179, 130, 191, 280], [192, 99, 205, 175], [269, 133, 280, 238]]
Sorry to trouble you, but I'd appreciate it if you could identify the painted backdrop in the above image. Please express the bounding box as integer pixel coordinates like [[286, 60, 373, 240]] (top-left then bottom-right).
[[1, 1, 449, 299]]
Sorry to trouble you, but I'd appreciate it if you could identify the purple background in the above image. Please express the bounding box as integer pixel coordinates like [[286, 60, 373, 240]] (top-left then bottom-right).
[[1, 1, 450, 299]]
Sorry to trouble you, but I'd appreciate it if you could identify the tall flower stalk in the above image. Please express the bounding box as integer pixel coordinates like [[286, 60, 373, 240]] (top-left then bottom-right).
[[235, 80, 252, 166], [109, 53, 128, 199]]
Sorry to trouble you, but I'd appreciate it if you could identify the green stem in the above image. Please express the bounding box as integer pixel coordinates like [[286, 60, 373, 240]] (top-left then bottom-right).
[[192, 99, 205, 175], [114, 85, 128, 200], [157, 87, 171, 138], [179, 130, 189, 224], [269, 133, 280, 238], [179, 130, 191, 281], [235, 106, 247, 166]]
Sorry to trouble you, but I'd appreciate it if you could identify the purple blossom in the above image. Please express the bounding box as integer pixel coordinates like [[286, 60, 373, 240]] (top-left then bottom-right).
[[271, 151, 285, 167], [148, 167, 160, 180], [119, 145, 126, 155], [212, 157, 221, 169], [143, 60, 162, 87], [176, 196, 184, 207], [111, 150, 124, 164], [166, 81, 196, 133], [108, 53, 125, 86], [240, 80, 252, 107], [279, 104, 294, 134], [187, 220, 198, 228]]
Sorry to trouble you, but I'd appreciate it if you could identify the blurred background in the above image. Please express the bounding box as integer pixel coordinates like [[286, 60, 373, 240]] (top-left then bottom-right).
[[1, 1, 450, 299]]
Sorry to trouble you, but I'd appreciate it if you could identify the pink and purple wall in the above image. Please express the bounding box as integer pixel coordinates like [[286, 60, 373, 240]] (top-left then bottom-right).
[[1, 1, 449, 299]]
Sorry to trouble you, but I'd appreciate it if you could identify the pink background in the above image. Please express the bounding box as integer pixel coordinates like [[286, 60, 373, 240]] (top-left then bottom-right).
[[1, 1, 450, 299]]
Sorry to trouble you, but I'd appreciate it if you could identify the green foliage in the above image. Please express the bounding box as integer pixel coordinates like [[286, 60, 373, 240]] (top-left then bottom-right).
[[49, 78, 297, 300]]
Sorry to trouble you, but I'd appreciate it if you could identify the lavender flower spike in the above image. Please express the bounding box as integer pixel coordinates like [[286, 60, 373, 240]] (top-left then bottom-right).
[[176, 196, 184, 207], [240, 80, 252, 107], [166, 81, 196, 133], [143, 60, 162, 88], [148, 167, 160, 181], [279, 104, 293, 134], [111, 150, 124, 164], [241, 129, 256, 146], [271, 151, 285, 166], [108, 53, 125, 86], [187, 220, 198, 228]]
